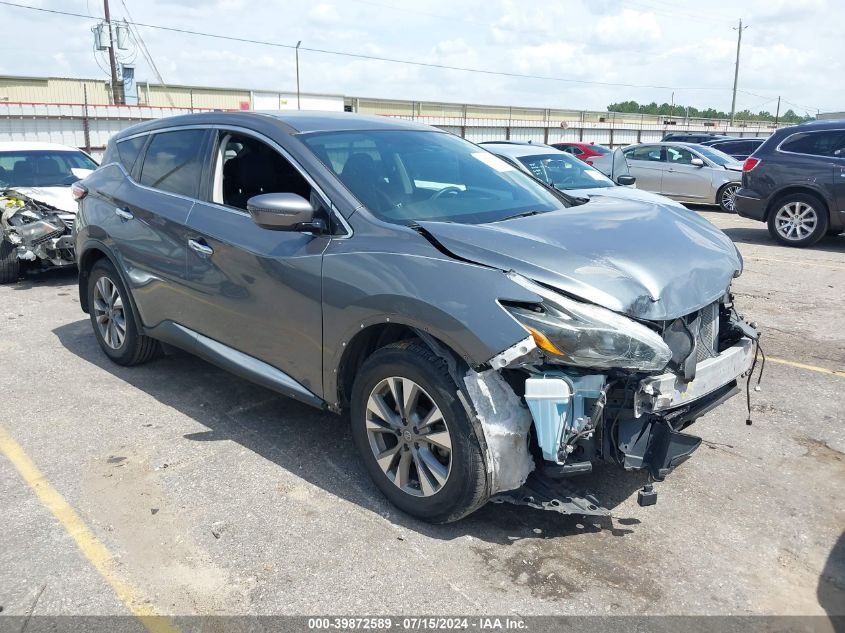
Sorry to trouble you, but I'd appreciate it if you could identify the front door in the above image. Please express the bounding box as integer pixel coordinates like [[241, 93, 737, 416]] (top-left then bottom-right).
[[181, 129, 330, 397], [661, 145, 714, 201]]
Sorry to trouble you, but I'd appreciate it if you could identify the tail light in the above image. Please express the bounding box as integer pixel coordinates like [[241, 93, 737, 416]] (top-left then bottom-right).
[[71, 182, 88, 200], [586, 160, 594, 165], [742, 158, 760, 172]]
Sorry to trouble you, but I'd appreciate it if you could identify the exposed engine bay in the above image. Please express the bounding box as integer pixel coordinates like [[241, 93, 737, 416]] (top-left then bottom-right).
[[1, 189, 76, 268], [461, 280, 762, 518]]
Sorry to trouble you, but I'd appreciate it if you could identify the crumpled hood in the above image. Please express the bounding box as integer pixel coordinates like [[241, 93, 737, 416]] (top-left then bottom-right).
[[9, 186, 77, 213], [418, 196, 741, 321]]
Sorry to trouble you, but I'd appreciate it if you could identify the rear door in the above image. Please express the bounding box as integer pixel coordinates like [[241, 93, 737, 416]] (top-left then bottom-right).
[[621, 145, 664, 192], [103, 128, 210, 328], [661, 145, 714, 201], [181, 128, 331, 396], [780, 129, 845, 217]]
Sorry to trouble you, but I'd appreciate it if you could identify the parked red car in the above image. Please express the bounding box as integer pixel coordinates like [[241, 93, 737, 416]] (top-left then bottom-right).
[[550, 142, 611, 166]]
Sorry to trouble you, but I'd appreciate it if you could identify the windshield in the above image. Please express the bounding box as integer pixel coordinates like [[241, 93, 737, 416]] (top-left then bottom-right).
[[0, 150, 98, 188], [514, 152, 615, 190], [301, 130, 568, 224], [692, 145, 740, 166]]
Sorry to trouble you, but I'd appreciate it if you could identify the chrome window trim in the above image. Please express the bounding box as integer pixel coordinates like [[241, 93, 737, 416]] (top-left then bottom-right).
[[775, 128, 845, 159], [116, 123, 354, 237]]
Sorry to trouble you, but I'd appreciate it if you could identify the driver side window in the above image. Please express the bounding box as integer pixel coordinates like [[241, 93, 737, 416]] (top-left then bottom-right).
[[212, 132, 312, 211], [666, 146, 695, 165]]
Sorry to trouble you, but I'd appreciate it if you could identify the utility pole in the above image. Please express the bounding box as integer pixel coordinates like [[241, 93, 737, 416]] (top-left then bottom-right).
[[103, 0, 122, 104], [730, 18, 749, 125], [774, 96, 781, 126], [295, 41, 302, 110]]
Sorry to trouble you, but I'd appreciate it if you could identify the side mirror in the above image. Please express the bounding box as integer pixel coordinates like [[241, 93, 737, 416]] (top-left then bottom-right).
[[616, 175, 636, 186], [690, 158, 705, 167], [246, 192, 321, 232]]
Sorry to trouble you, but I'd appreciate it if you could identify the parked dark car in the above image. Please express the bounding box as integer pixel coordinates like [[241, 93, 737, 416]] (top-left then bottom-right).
[[661, 132, 733, 144], [700, 137, 766, 161], [74, 112, 758, 523], [735, 119, 845, 246]]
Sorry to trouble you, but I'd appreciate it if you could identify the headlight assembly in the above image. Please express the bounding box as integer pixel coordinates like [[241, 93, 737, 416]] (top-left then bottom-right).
[[503, 273, 672, 372]]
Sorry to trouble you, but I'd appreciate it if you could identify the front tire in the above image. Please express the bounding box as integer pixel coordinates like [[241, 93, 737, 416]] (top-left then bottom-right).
[[767, 193, 829, 247], [718, 183, 740, 212], [0, 239, 20, 284], [87, 259, 160, 365], [350, 341, 489, 523]]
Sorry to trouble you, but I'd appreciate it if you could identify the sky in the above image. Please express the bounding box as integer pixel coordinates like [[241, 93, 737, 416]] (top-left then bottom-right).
[[1, 0, 841, 115]]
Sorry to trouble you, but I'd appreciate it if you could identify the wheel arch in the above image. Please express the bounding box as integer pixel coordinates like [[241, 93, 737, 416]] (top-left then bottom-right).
[[764, 186, 830, 221], [334, 322, 470, 414], [76, 241, 144, 335]]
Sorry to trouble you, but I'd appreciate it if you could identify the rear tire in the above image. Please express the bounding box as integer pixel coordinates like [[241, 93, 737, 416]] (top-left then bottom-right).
[[350, 341, 489, 523], [0, 239, 20, 284], [767, 193, 829, 247], [87, 259, 160, 365]]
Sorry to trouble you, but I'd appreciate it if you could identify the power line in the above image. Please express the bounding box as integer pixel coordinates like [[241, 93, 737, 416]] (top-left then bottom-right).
[[0, 0, 740, 92]]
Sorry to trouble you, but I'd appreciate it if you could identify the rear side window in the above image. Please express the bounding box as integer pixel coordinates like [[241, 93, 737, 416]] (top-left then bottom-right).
[[139, 130, 207, 197], [780, 130, 845, 157], [624, 146, 663, 162], [116, 136, 146, 172]]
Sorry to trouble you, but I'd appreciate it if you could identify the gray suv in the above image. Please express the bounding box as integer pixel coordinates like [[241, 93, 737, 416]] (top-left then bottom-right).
[[75, 112, 758, 523]]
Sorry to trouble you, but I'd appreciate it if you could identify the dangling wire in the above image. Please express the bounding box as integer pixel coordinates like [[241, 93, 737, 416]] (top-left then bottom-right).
[[745, 338, 767, 425]]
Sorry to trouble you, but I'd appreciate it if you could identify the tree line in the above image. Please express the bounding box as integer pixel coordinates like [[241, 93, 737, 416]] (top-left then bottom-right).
[[607, 100, 811, 123]]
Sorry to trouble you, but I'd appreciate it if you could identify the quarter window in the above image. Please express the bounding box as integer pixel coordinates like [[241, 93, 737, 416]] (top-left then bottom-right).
[[139, 130, 207, 198], [780, 130, 845, 157], [116, 136, 147, 172]]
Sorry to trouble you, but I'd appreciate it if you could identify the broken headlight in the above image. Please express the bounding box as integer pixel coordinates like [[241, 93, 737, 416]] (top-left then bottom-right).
[[503, 273, 672, 371]]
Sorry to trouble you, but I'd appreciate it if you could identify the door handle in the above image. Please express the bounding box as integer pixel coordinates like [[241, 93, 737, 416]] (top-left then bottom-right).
[[188, 238, 213, 257], [115, 207, 133, 220]]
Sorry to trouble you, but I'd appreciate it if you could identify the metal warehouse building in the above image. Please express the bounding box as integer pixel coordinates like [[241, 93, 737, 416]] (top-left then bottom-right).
[[0, 75, 783, 158]]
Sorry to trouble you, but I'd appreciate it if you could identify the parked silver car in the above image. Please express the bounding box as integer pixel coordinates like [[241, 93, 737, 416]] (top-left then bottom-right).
[[484, 143, 686, 208], [622, 142, 743, 211]]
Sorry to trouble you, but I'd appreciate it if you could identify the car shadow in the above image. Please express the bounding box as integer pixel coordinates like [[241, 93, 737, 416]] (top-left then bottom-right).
[[10, 265, 78, 290], [818, 531, 845, 623], [722, 226, 845, 252], [53, 319, 648, 544]]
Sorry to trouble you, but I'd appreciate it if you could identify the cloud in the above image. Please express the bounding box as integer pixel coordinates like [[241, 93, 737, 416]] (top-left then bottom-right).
[[308, 3, 341, 25], [595, 9, 661, 46]]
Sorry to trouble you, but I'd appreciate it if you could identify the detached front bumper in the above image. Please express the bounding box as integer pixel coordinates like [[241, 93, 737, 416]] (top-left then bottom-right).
[[635, 337, 755, 416]]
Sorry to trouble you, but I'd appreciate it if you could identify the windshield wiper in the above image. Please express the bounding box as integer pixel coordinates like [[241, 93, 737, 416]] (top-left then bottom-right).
[[497, 210, 544, 222]]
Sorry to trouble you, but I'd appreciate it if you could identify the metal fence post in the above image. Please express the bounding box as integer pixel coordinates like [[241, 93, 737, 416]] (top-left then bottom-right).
[[82, 84, 92, 154]]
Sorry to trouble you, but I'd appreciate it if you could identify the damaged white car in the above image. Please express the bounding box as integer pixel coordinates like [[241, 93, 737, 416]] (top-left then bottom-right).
[[76, 114, 761, 523], [0, 142, 97, 283]]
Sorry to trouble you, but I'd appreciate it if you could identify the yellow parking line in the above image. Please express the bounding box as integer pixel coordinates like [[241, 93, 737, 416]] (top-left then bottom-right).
[[767, 357, 845, 378], [0, 426, 180, 633]]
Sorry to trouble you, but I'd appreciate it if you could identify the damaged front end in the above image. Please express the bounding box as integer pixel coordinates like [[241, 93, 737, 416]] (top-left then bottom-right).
[[1, 189, 77, 269], [461, 273, 759, 518]]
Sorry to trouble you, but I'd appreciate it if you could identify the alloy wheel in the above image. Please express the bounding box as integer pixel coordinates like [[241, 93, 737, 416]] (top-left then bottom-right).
[[721, 184, 739, 211], [93, 276, 126, 350], [774, 201, 818, 241], [364, 376, 452, 497]]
